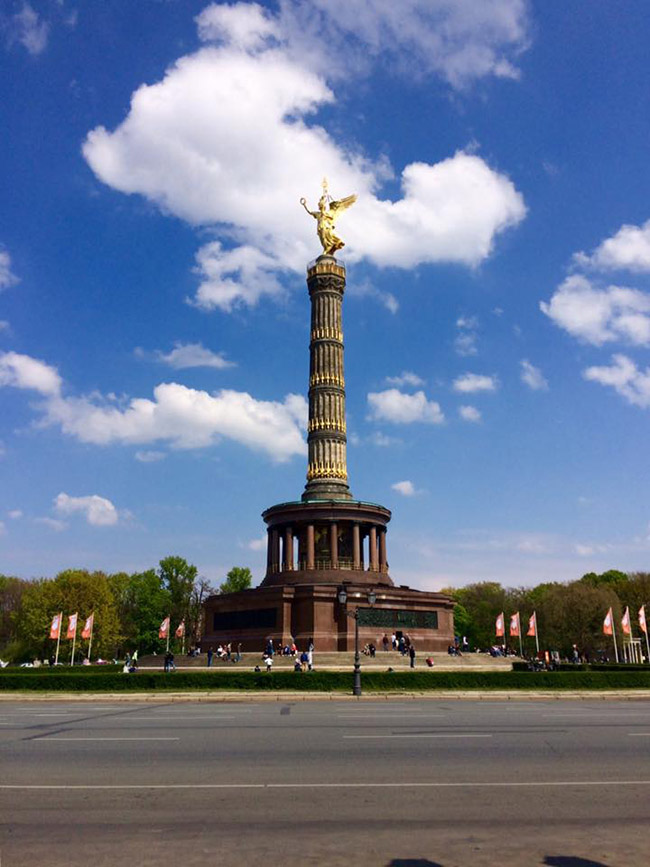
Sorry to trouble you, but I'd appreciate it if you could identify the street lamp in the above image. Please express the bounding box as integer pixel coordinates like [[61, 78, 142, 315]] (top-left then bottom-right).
[[338, 586, 377, 696]]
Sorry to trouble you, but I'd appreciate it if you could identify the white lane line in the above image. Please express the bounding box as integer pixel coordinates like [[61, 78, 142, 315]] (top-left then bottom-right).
[[39, 737, 180, 742], [113, 716, 238, 721], [343, 733, 492, 740], [2, 780, 650, 790], [629, 733, 650, 737], [543, 713, 650, 718]]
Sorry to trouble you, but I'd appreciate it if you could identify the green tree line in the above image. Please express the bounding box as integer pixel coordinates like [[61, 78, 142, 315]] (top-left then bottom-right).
[[445, 570, 650, 658], [0, 560, 252, 663]]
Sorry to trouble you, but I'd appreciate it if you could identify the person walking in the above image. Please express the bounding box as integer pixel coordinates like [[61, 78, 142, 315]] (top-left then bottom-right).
[[207, 647, 213, 668], [409, 644, 416, 669]]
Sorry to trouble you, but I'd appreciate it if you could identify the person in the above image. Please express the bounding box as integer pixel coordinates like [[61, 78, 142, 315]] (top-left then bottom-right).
[[391, 633, 397, 650], [236, 643, 242, 663], [369, 643, 376, 658], [294, 658, 302, 672], [307, 647, 313, 671], [265, 638, 274, 657], [207, 647, 213, 668], [382, 634, 389, 652], [409, 644, 416, 669], [308, 637, 314, 652], [300, 650, 309, 671], [265, 656, 273, 672]]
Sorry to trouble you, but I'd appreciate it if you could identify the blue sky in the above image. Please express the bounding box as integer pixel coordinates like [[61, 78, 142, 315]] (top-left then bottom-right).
[[1, 0, 650, 589]]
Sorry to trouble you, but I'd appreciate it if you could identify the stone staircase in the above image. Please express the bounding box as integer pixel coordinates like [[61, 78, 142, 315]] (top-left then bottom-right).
[[138, 651, 513, 672]]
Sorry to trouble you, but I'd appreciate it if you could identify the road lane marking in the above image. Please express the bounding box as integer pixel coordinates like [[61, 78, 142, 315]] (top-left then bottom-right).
[[40, 737, 181, 741], [628, 733, 650, 736], [2, 780, 650, 790], [113, 716, 238, 721], [343, 733, 492, 739]]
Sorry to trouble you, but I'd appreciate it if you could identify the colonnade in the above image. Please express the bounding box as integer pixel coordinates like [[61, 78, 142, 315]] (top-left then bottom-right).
[[266, 522, 388, 574]]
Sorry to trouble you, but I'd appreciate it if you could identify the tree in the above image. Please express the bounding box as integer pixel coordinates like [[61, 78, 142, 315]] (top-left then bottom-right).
[[0, 574, 28, 655], [158, 556, 198, 647], [123, 569, 171, 654], [219, 567, 252, 595]]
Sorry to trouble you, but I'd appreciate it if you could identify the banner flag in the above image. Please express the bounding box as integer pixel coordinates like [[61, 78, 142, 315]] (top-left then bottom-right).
[[527, 612, 537, 637], [175, 620, 185, 638], [495, 612, 505, 638], [603, 607, 613, 636], [639, 605, 647, 635], [81, 613, 94, 639], [49, 613, 62, 640], [66, 613, 78, 640], [621, 606, 632, 636], [159, 617, 170, 639], [509, 612, 520, 637]]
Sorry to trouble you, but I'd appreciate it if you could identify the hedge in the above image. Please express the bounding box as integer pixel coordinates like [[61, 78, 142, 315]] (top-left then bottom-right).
[[1, 669, 649, 692]]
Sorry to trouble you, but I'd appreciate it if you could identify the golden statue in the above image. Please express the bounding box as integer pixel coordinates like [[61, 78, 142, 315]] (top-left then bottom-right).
[[300, 178, 356, 256]]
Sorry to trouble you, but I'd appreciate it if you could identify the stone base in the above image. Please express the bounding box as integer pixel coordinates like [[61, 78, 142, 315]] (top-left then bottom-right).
[[202, 581, 455, 654]]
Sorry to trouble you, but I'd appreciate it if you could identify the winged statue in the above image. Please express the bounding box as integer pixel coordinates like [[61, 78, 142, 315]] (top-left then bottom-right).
[[300, 179, 357, 256]]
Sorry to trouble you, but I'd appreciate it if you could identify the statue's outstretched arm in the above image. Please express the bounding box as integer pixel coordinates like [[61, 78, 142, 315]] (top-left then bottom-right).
[[300, 197, 318, 218]]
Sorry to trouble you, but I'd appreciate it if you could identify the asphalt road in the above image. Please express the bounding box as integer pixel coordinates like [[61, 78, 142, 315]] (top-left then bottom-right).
[[1, 698, 649, 866]]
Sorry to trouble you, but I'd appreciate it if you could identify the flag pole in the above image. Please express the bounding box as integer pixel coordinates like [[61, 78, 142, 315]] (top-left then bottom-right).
[[534, 612, 540, 656], [611, 616, 619, 663], [166, 619, 170, 654], [644, 618, 650, 666], [54, 612, 62, 665], [88, 616, 94, 663], [70, 619, 77, 667], [518, 613, 523, 658]]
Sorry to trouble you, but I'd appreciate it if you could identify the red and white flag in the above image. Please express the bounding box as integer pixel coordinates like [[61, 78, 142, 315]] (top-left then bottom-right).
[[621, 606, 632, 636], [495, 612, 505, 638], [509, 612, 520, 637], [175, 620, 185, 639], [159, 617, 170, 639], [49, 612, 62, 640], [603, 607, 613, 636], [81, 613, 94, 639], [639, 605, 648, 635], [66, 613, 78, 640], [527, 611, 537, 637]]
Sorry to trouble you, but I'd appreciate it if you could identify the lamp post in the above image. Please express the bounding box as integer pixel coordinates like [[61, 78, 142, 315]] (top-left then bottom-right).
[[338, 586, 377, 696]]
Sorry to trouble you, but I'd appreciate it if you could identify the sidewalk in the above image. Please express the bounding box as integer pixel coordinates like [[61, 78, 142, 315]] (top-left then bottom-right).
[[1, 690, 649, 702]]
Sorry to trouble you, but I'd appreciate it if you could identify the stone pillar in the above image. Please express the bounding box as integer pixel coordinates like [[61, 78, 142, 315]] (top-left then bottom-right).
[[307, 524, 315, 570], [352, 523, 361, 570], [330, 522, 339, 569], [379, 528, 387, 573], [266, 528, 273, 572], [369, 525, 378, 571], [284, 527, 293, 571], [271, 529, 280, 573]]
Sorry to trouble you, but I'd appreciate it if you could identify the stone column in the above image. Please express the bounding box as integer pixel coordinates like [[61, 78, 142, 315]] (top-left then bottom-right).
[[330, 522, 339, 569], [266, 528, 273, 572], [352, 523, 361, 570], [369, 525, 378, 571], [271, 529, 280, 573], [379, 528, 387, 573], [283, 527, 293, 571], [307, 524, 315, 570]]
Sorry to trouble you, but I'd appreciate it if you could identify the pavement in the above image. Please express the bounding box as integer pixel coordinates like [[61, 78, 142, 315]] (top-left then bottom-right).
[[1, 697, 650, 866]]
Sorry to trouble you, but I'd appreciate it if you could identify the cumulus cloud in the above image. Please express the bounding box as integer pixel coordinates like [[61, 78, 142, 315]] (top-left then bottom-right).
[[247, 534, 267, 551], [0, 351, 62, 395], [346, 279, 398, 315], [583, 354, 650, 409], [4, 3, 49, 55], [82, 3, 527, 310], [452, 373, 498, 393], [367, 389, 444, 424], [0, 350, 308, 462], [541, 275, 650, 346], [146, 341, 235, 370], [391, 480, 417, 497], [0, 249, 18, 290], [134, 450, 166, 463], [7, 509, 23, 519], [54, 493, 119, 527], [34, 516, 67, 532], [458, 405, 481, 422], [520, 359, 548, 391], [454, 315, 479, 356], [385, 371, 425, 388], [575, 219, 650, 273]]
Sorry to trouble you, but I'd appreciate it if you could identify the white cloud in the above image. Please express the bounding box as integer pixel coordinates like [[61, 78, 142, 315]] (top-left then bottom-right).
[[458, 405, 481, 422], [0, 250, 18, 290], [134, 450, 166, 463], [520, 359, 548, 391], [34, 517, 67, 532], [392, 480, 417, 497], [347, 279, 398, 315], [5, 3, 49, 55], [0, 350, 308, 462], [82, 6, 526, 311], [368, 431, 401, 447], [7, 509, 23, 519], [452, 373, 498, 393], [367, 389, 444, 424], [454, 315, 479, 356], [385, 371, 425, 388], [0, 351, 62, 395], [247, 535, 267, 551], [574, 542, 610, 557], [54, 492, 119, 527], [583, 354, 650, 409], [0, 320, 9, 332], [0, 520, 5, 535], [150, 341, 235, 370], [540, 274, 650, 346], [575, 219, 650, 273]]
